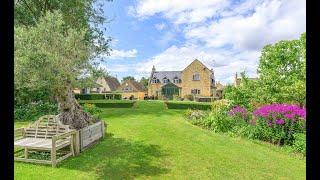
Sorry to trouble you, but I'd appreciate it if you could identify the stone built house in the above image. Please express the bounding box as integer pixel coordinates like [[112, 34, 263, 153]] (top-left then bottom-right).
[[148, 59, 223, 99], [73, 76, 120, 94], [117, 79, 147, 100], [91, 76, 120, 93]]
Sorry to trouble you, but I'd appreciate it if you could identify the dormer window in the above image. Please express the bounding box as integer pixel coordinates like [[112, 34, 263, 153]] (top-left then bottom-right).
[[151, 77, 158, 84], [173, 77, 180, 84], [193, 74, 200, 81], [163, 77, 169, 84]]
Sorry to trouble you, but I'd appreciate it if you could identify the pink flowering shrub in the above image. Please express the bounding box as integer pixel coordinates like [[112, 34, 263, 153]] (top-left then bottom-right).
[[228, 106, 249, 123], [253, 104, 306, 145]]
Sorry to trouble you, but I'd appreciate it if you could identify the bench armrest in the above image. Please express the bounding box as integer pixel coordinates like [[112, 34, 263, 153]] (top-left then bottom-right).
[[52, 130, 76, 141], [14, 128, 25, 141]]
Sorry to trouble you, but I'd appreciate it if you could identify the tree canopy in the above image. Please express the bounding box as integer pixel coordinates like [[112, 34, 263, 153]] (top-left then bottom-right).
[[122, 76, 135, 82], [223, 33, 306, 108]]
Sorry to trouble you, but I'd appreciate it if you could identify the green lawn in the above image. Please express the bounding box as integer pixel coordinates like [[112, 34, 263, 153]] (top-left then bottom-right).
[[14, 101, 305, 179]]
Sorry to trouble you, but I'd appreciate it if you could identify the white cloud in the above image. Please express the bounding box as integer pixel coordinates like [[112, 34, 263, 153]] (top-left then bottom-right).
[[108, 49, 138, 59], [132, 0, 229, 24], [184, 0, 305, 50], [130, 0, 305, 83], [155, 23, 166, 31]]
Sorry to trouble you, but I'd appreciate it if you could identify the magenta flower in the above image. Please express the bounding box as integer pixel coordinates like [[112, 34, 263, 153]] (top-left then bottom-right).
[[228, 106, 248, 119], [275, 119, 285, 125]]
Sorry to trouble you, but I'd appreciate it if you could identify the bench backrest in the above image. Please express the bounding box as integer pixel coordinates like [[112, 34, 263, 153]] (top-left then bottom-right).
[[24, 115, 70, 139]]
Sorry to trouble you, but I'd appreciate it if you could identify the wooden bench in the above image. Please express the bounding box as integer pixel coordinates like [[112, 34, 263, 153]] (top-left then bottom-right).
[[14, 115, 76, 167]]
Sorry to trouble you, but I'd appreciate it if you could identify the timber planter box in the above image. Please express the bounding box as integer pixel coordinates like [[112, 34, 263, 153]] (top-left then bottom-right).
[[74, 121, 105, 153]]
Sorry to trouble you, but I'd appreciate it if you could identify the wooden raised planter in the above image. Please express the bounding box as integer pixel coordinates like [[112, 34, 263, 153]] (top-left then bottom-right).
[[73, 121, 105, 154]]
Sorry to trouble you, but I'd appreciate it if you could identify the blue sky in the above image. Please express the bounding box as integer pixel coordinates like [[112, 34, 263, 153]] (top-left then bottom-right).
[[97, 0, 305, 84]]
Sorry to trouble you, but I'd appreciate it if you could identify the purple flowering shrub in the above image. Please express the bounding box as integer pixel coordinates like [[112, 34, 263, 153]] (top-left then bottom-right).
[[228, 106, 250, 123], [253, 104, 306, 145]]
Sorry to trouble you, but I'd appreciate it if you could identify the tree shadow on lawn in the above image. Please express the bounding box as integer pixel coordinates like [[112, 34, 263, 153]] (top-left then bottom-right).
[[61, 133, 170, 179]]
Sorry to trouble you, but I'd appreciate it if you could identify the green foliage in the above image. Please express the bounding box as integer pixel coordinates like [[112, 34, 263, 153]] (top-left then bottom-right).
[[14, 102, 58, 121], [139, 77, 149, 89], [223, 33, 306, 107], [75, 93, 122, 100], [184, 109, 207, 120], [292, 133, 306, 156], [211, 99, 230, 113], [14, 101, 306, 179], [79, 100, 136, 108], [14, 0, 111, 59], [165, 101, 212, 110], [15, 11, 92, 98], [257, 33, 306, 105], [122, 76, 135, 82], [82, 103, 102, 115]]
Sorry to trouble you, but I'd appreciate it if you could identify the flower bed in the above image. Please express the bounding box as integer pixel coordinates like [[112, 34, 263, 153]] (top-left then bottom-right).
[[253, 104, 306, 145]]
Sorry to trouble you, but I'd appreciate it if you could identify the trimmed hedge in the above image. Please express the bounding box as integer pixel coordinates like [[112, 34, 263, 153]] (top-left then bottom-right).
[[165, 101, 212, 110], [75, 93, 122, 100], [79, 100, 135, 108]]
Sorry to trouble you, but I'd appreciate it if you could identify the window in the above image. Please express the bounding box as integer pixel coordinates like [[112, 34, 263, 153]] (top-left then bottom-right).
[[173, 77, 180, 84], [192, 74, 200, 81], [151, 77, 158, 84], [163, 77, 169, 84], [191, 89, 200, 94], [123, 86, 132, 92]]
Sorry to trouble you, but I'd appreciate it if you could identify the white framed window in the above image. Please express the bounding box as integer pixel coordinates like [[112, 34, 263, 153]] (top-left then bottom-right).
[[191, 89, 200, 94], [163, 77, 169, 84], [151, 77, 158, 84], [192, 74, 200, 81], [173, 78, 180, 83]]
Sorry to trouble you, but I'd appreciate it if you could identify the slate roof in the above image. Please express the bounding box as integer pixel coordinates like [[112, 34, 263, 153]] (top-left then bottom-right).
[[104, 76, 120, 91], [150, 71, 182, 84]]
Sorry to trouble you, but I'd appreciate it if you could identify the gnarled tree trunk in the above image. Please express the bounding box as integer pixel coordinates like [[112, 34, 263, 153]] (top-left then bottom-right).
[[56, 85, 94, 130]]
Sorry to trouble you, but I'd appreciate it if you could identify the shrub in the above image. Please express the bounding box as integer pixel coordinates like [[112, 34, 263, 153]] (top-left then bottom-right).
[[228, 105, 250, 123], [211, 99, 230, 113], [173, 95, 183, 101], [292, 133, 306, 156], [79, 100, 136, 108], [14, 102, 58, 121], [82, 103, 102, 115], [184, 109, 206, 120], [105, 94, 122, 100], [75, 94, 105, 100], [205, 111, 233, 132], [253, 104, 306, 145], [166, 102, 212, 110]]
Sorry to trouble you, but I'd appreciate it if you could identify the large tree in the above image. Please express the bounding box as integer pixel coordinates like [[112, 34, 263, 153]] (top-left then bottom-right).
[[14, 0, 112, 104], [121, 76, 135, 82], [257, 33, 306, 106], [139, 77, 149, 89], [15, 11, 103, 129]]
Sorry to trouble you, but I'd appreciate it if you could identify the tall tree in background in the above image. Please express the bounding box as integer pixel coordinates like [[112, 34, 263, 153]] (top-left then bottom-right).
[[14, 0, 112, 129], [139, 77, 149, 89], [121, 76, 135, 82], [257, 33, 306, 106]]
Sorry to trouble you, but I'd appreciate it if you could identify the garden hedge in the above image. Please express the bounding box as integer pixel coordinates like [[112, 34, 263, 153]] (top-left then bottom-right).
[[79, 100, 135, 108], [75, 93, 122, 100], [165, 101, 212, 110]]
